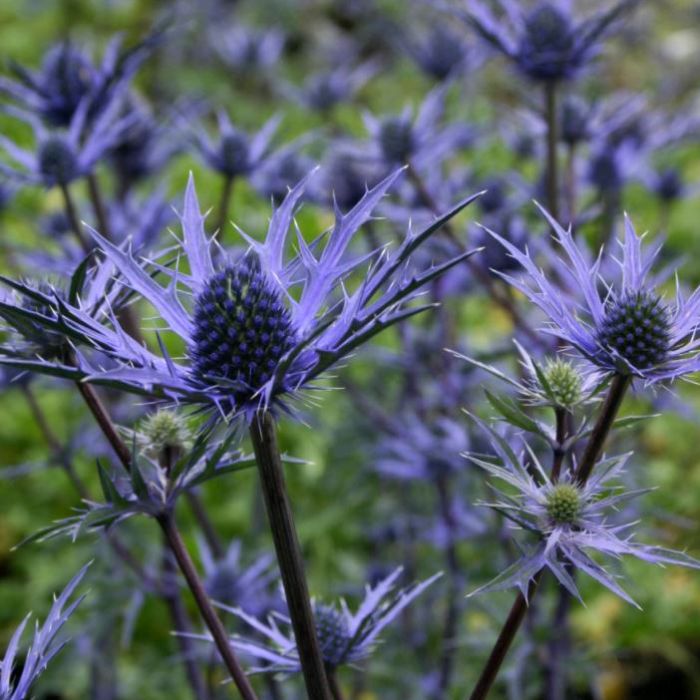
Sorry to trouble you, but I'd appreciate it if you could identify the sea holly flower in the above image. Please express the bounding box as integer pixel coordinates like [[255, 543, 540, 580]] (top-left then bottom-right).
[[1, 169, 480, 421], [0, 564, 89, 700], [199, 539, 277, 616], [213, 25, 285, 72], [360, 85, 474, 170], [376, 415, 468, 482], [467, 428, 700, 606], [487, 206, 700, 383], [406, 24, 481, 81], [0, 33, 159, 127], [448, 0, 639, 83], [212, 568, 442, 673], [19, 426, 259, 544], [283, 62, 377, 113], [190, 111, 281, 181], [0, 98, 137, 189]]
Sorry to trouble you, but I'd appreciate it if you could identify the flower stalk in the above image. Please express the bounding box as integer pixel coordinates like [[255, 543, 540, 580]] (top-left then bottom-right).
[[544, 82, 559, 222], [60, 183, 92, 254], [249, 410, 333, 700], [216, 174, 235, 237], [158, 513, 259, 700]]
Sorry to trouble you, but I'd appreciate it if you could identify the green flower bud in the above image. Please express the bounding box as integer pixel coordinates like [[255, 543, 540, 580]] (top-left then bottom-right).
[[546, 483, 581, 525], [542, 358, 582, 409], [140, 410, 192, 460]]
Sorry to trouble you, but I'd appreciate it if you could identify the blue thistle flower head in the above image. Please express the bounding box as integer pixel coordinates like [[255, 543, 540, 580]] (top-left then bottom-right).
[[488, 205, 700, 383], [451, 0, 639, 83], [377, 415, 468, 482], [361, 85, 474, 169], [407, 24, 480, 81], [214, 25, 285, 72], [287, 62, 377, 113], [0, 97, 138, 189], [109, 97, 181, 189], [450, 341, 599, 411], [34, 43, 94, 125], [559, 94, 592, 145], [315, 149, 385, 210], [0, 32, 159, 127], [32, 169, 480, 421], [200, 540, 276, 616], [467, 426, 700, 607], [191, 111, 281, 180], [221, 568, 441, 672], [253, 145, 315, 205]]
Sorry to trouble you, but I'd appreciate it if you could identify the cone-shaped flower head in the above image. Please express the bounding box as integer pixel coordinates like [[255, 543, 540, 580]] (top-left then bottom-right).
[[15, 168, 480, 421], [450, 0, 639, 83], [216, 568, 441, 672], [488, 205, 700, 384]]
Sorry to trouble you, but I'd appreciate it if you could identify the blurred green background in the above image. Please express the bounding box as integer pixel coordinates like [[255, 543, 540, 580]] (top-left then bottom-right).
[[0, 0, 700, 699]]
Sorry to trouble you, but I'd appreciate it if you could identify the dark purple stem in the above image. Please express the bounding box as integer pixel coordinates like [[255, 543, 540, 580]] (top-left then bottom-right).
[[60, 183, 92, 254], [544, 82, 559, 222], [328, 671, 346, 700], [216, 174, 235, 238], [158, 513, 259, 700], [249, 411, 333, 700]]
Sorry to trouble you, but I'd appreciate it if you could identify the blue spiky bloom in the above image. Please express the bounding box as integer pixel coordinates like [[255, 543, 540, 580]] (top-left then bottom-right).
[[467, 426, 700, 607], [190, 111, 281, 180], [0, 97, 137, 189], [0, 564, 89, 700], [446, 0, 639, 83], [3, 169, 480, 421], [209, 568, 441, 673], [0, 33, 159, 127], [487, 205, 700, 384], [360, 85, 474, 170]]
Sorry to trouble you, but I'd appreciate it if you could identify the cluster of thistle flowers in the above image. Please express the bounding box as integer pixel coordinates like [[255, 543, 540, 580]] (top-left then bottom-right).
[[0, 0, 700, 698]]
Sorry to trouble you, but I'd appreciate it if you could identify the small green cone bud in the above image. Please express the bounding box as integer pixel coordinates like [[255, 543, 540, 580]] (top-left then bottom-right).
[[546, 483, 581, 525], [542, 358, 582, 409], [141, 410, 192, 460]]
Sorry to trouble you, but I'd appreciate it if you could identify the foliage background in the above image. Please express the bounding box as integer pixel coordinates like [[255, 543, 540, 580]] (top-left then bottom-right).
[[0, 0, 700, 698]]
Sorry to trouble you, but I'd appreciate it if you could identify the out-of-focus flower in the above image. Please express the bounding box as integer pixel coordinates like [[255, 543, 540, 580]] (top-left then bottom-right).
[[360, 85, 474, 170], [488, 205, 700, 383], [448, 0, 639, 83], [282, 62, 377, 113], [109, 97, 182, 191], [252, 144, 315, 205], [377, 415, 467, 482], [0, 33, 160, 127], [214, 25, 284, 72], [190, 111, 281, 181], [217, 568, 441, 672], [200, 539, 276, 617], [648, 167, 685, 205], [406, 24, 482, 81], [0, 99, 137, 189]]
